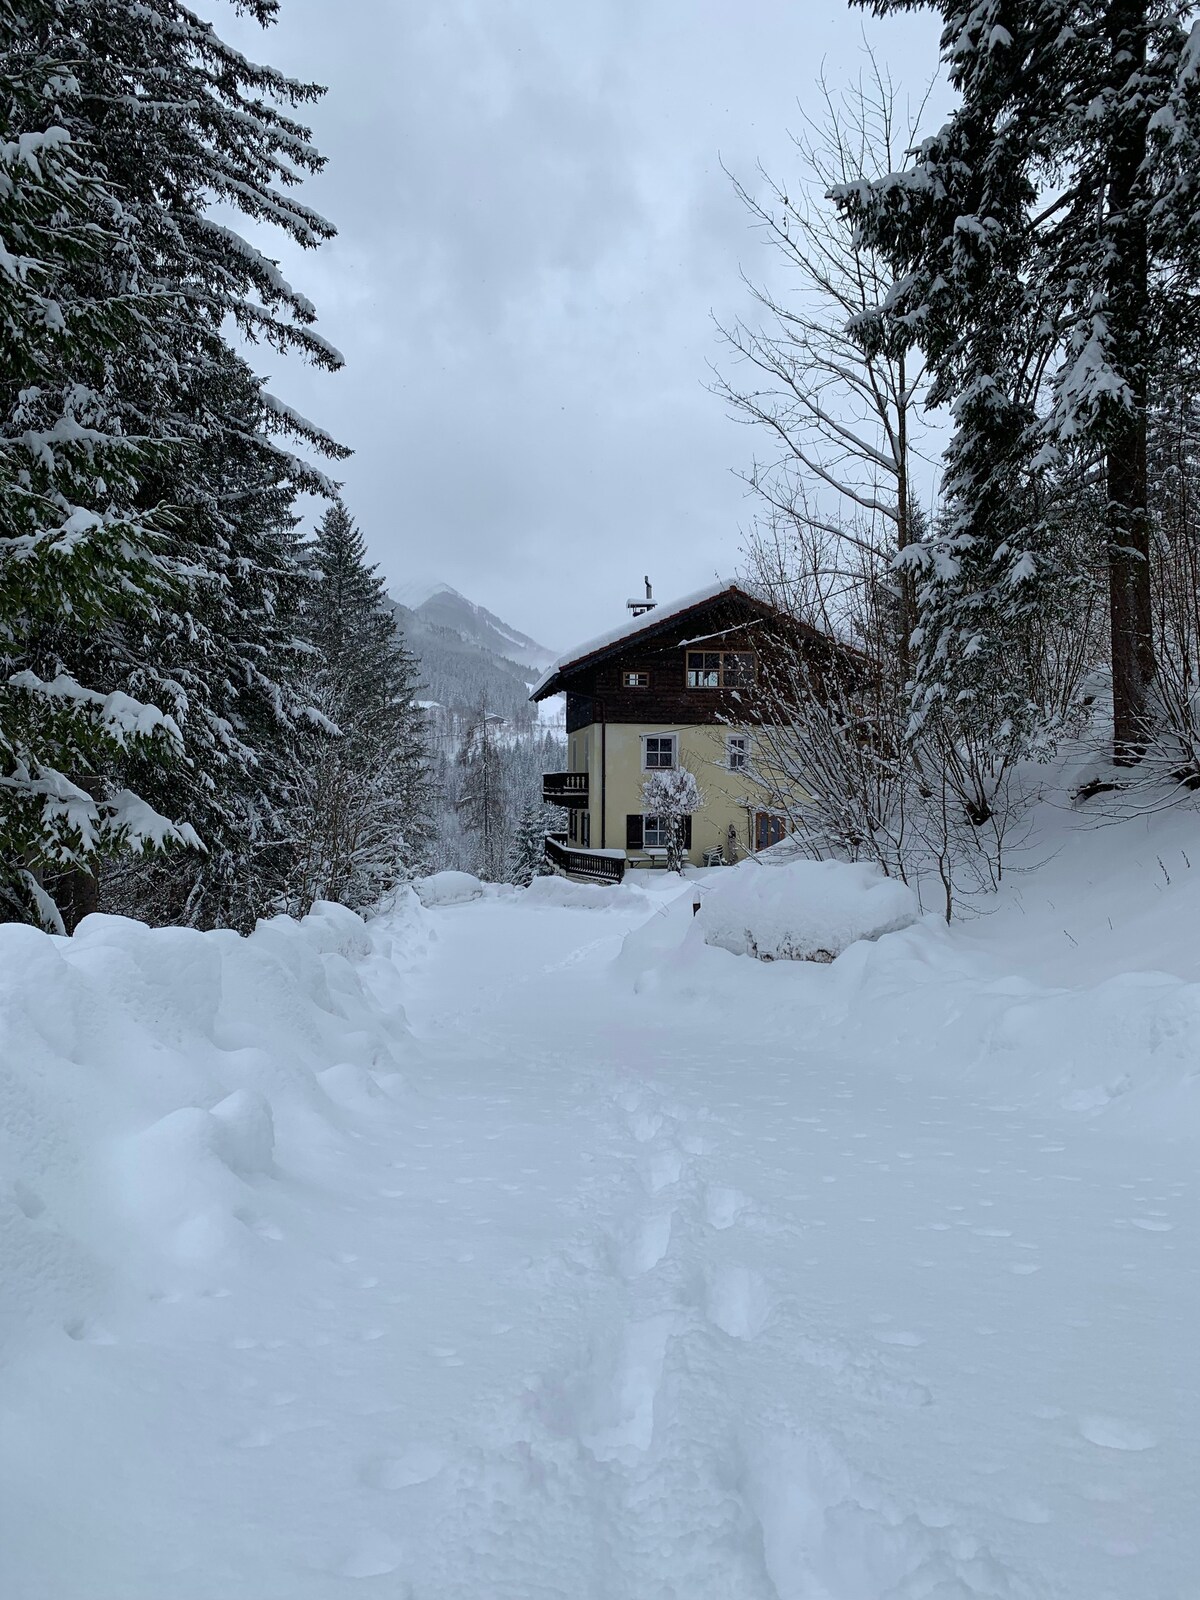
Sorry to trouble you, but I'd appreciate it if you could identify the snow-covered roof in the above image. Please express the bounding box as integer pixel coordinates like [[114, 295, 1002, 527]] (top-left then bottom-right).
[[530, 578, 751, 700]]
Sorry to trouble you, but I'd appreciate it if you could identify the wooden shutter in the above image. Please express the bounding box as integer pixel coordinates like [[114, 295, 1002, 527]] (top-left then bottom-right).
[[625, 814, 643, 850], [682, 815, 692, 849]]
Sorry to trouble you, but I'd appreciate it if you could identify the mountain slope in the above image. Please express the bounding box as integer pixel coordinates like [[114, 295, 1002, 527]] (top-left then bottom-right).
[[387, 584, 557, 734], [411, 585, 555, 674]]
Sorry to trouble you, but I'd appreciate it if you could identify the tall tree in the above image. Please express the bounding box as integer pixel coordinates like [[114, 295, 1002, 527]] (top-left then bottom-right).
[[456, 705, 507, 881], [714, 59, 933, 663], [1, 8, 196, 927], [288, 501, 435, 911], [24, 0, 351, 927], [839, 0, 1200, 760], [507, 797, 550, 887]]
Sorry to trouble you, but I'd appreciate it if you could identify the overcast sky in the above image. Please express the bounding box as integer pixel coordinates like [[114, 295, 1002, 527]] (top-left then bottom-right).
[[221, 1, 946, 652]]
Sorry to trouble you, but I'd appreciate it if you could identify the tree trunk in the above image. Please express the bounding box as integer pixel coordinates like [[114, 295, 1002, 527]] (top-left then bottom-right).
[[1106, 0, 1156, 762], [1107, 411, 1154, 761]]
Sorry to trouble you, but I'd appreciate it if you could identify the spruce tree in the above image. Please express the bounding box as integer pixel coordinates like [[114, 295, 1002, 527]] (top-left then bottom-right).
[[507, 798, 549, 886], [1, 10, 196, 927], [288, 501, 435, 912], [840, 0, 1200, 760], [22, 0, 351, 927]]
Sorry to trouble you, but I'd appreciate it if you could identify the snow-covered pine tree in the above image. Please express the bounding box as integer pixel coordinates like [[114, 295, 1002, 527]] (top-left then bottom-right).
[[507, 796, 550, 886], [457, 704, 508, 881], [1, 10, 197, 928], [24, 0, 350, 927], [287, 501, 435, 912], [839, 0, 1200, 762]]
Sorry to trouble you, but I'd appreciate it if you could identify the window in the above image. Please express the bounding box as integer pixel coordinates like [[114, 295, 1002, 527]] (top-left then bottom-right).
[[686, 650, 757, 689], [755, 812, 786, 851], [643, 815, 668, 849], [726, 734, 749, 772], [633, 815, 692, 852], [623, 670, 650, 688], [569, 810, 591, 846], [642, 734, 676, 770], [686, 651, 720, 689]]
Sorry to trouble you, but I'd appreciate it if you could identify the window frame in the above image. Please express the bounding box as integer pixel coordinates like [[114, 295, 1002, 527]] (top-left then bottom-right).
[[641, 814, 693, 851], [685, 649, 759, 690], [754, 811, 786, 852], [622, 669, 650, 688], [641, 733, 677, 771], [642, 815, 668, 849], [726, 733, 750, 772]]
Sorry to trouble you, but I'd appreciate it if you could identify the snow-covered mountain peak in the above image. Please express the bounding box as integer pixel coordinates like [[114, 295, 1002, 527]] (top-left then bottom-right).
[[392, 582, 556, 675]]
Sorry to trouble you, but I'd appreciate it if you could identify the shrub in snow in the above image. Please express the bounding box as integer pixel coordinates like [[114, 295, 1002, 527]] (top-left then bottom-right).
[[641, 768, 703, 871], [697, 858, 918, 963], [412, 870, 485, 907]]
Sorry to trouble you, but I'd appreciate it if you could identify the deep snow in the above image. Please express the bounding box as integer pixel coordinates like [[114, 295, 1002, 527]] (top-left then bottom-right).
[[1, 794, 1198, 1598]]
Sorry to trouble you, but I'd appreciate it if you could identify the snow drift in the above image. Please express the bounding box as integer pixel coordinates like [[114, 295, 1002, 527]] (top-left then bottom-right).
[[412, 869, 484, 907], [0, 899, 419, 1359], [696, 857, 919, 962]]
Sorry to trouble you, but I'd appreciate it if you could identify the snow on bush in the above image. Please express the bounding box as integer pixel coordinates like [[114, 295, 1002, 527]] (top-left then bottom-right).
[[698, 858, 918, 962], [412, 869, 484, 907], [0, 901, 418, 1356]]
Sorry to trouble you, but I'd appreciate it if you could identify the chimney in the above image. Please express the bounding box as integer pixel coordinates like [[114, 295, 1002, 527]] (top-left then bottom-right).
[[626, 576, 657, 618]]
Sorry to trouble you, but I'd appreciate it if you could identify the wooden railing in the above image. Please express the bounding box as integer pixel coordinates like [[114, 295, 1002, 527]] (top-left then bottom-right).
[[542, 771, 589, 807], [545, 833, 625, 884]]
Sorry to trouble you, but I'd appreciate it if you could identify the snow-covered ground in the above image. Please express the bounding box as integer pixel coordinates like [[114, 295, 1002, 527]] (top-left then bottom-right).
[[1, 795, 1198, 1598]]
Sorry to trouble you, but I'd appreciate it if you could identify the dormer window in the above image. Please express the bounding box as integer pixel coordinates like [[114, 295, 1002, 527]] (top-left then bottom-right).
[[623, 670, 650, 688], [686, 650, 757, 689]]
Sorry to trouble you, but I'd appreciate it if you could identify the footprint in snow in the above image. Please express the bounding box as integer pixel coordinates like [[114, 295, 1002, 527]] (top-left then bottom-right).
[[359, 1445, 446, 1490], [580, 1313, 677, 1462], [1079, 1415, 1158, 1452], [704, 1185, 751, 1231], [874, 1329, 925, 1348], [333, 1533, 404, 1579], [628, 1110, 663, 1143], [643, 1148, 683, 1194], [704, 1264, 774, 1340], [616, 1212, 672, 1278]]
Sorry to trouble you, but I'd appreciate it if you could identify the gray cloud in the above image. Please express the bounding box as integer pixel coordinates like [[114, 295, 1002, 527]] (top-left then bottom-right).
[[222, 0, 944, 650]]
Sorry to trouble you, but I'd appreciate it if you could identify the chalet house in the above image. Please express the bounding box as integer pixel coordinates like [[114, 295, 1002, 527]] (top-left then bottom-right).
[[530, 579, 801, 883]]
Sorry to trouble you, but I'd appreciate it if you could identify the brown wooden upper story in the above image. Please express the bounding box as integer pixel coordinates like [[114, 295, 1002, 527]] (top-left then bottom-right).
[[529, 579, 845, 733]]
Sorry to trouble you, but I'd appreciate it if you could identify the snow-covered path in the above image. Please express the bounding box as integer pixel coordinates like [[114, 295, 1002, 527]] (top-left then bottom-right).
[[3, 886, 1196, 1598]]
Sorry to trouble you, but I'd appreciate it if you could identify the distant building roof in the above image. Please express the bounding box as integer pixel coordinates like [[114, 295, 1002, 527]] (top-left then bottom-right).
[[530, 578, 764, 700]]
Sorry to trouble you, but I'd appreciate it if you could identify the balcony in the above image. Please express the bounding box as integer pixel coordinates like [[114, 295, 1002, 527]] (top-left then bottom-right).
[[545, 832, 625, 885], [542, 771, 589, 808]]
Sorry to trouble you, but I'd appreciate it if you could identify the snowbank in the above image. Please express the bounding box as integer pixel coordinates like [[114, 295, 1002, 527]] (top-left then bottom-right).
[[523, 874, 651, 911], [696, 857, 919, 963], [0, 900, 420, 1359], [412, 869, 484, 907], [612, 792, 1200, 1135]]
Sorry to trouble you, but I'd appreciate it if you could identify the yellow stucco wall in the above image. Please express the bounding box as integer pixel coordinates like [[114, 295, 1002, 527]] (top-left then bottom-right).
[[568, 721, 779, 866]]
